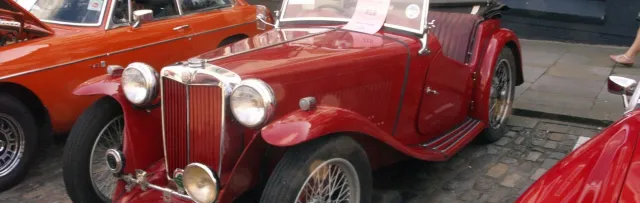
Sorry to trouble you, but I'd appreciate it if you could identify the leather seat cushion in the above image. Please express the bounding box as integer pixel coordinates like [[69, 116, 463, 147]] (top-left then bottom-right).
[[428, 11, 482, 64]]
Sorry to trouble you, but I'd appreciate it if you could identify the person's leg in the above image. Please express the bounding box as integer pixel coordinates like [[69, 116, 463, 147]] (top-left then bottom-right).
[[611, 27, 640, 66], [626, 26, 640, 57]]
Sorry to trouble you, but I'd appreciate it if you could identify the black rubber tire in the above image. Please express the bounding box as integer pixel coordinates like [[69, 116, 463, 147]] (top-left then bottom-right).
[[217, 35, 247, 48], [63, 97, 122, 203], [479, 47, 517, 143], [260, 136, 372, 203], [0, 93, 38, 191]]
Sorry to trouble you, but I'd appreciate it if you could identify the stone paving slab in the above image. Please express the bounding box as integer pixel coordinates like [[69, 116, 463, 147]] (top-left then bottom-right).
[[516, 39, 638, 122], [0, 116, 602, 203]]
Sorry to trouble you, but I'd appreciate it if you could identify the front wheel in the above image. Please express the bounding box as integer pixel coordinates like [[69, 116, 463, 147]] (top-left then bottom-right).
[[63, 98, 123, 203], [0, 93, 38, 191], [479, 47, 517, 143], [260, 136, 372, 203]]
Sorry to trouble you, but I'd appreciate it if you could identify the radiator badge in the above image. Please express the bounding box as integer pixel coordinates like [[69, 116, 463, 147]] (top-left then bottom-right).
[[173, 168, 185, 191]]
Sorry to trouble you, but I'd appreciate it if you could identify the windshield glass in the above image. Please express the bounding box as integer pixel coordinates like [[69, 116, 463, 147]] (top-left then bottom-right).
[[15, 0, 108, 26], [280, 0, 427, 33]]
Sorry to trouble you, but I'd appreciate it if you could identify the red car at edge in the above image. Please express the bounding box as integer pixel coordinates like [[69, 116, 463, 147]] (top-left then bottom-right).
[[517, 75, 640, 203], [63, 0, 524, 202]]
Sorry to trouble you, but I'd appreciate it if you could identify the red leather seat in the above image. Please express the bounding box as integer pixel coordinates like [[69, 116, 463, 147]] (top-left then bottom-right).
[[428, 11, 482, 64]]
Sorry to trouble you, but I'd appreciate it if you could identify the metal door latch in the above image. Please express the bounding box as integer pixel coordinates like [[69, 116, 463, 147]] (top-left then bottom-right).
[[425, 86, 439, 95]]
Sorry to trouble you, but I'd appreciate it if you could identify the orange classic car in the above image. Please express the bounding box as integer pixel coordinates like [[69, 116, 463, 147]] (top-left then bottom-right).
[[0, 0, 271, 191]]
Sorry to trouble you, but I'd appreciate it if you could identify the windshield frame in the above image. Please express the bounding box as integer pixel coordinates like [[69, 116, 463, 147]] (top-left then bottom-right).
[[20, 0, 110, 27], [277, 0, 429, 35]]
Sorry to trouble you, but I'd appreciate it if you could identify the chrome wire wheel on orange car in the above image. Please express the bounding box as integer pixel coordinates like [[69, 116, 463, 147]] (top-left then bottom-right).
[[479, 47, 516, 143], [0, 114, 25, 177], [489, 58, 514, 130], [63, 98, 123, 203], [295, 158, 360, 203], [89, 115, 123, 201], [260, 136, 372, 203]]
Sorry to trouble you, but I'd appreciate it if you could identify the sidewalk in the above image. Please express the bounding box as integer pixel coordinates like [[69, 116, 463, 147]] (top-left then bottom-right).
[[515, 39, 640, 122]]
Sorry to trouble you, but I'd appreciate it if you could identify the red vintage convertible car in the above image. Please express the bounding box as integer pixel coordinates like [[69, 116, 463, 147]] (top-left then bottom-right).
[[65, 0, 523, 202], [517, 75, 640, 203]]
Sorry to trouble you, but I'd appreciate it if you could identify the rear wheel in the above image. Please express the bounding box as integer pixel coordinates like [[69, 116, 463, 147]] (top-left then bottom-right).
[[0, 93, 37, 191], [217, 35, 247, 48], [260, 136, 372, 203], [63, 98, 123, 203], [479, 47, 516, 143]]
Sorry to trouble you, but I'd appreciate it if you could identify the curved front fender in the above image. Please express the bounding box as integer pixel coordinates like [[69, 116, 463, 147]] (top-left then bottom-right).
[[72, 74, 164, 199], [261, 106, 388, 147], [261, 106, 447, 160], [73, 74, 122, 97], [471, 28, 522, 122]]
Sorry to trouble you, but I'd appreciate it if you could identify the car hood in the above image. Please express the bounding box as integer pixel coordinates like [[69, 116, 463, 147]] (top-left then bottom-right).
[[517, 110, 640, 203], [192, 26, 415, 78], [0, 0, 54, 35]]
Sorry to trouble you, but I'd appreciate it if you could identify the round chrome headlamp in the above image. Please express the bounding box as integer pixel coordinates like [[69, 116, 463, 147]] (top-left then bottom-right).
[[230, 79, 276, 128], [183, 163, 219, 203], [121, 62, 158, 106]]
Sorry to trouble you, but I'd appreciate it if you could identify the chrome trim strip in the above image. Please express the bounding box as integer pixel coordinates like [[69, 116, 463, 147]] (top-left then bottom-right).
[[104, 0, 117, 30], [176, 0, 184, 15], [434, 119, 475, 150], [426, 119, 474, 147], [39, 0, 109, 27], [160, 64, 241, 179], [442, 120, 480, 152], [185, 82, 190, 164], [0, 54, 107, 80]]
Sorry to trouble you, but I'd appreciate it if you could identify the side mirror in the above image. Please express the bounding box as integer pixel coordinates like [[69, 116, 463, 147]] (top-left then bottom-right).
[[608, 75, 640, 111], [608, 76, 637, 96], [132, 9, 153, 28]]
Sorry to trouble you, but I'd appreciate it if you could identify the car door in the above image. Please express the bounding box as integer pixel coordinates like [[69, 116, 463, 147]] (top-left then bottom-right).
[[104, 0, 192, 69], [417, 54, 473, 137], [177, 0, 257, 55]]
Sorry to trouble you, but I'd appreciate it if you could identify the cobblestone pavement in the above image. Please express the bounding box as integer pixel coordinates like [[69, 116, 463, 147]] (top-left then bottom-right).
[[0, 115, 603, 203], [371, 116, 602, 203]]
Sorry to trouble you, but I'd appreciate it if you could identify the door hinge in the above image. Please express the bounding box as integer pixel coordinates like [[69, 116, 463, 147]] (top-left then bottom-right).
[[472, 72, 478, 81], [470, 100, 475, 110]]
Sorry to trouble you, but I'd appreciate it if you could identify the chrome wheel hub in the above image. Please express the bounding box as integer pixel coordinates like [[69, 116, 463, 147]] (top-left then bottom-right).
[[295, 158, 360, 203], [90, 115, 124, 202], [0, 114, 24, 177], [489, 59, 513, 129]]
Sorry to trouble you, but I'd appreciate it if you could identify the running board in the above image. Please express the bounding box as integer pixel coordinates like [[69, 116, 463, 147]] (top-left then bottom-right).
[[419, 118, 482, 153]]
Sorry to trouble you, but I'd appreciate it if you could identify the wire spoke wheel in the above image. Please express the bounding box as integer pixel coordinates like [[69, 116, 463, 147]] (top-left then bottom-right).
[[489, 59, 513, 129], [0, 113, 25, 177], [295, 158, 360, 203], [89, 115, 124, 202]]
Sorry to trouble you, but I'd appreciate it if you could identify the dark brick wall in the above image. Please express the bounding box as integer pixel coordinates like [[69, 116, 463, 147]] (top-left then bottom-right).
[[501, 0, 640, 46]]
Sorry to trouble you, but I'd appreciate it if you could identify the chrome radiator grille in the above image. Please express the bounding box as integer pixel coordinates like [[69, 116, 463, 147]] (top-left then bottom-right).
[[161, 77, 223, 177]]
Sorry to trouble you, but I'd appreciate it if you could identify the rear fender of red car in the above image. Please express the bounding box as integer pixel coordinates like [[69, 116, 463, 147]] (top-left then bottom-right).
[[470, 28, 523, 122], [73, 75, 165, 175]]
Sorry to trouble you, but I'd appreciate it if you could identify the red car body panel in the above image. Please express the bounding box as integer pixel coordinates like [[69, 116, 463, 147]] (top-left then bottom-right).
[[75, 10, 523, 202], [517, 110, 640, 203]]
